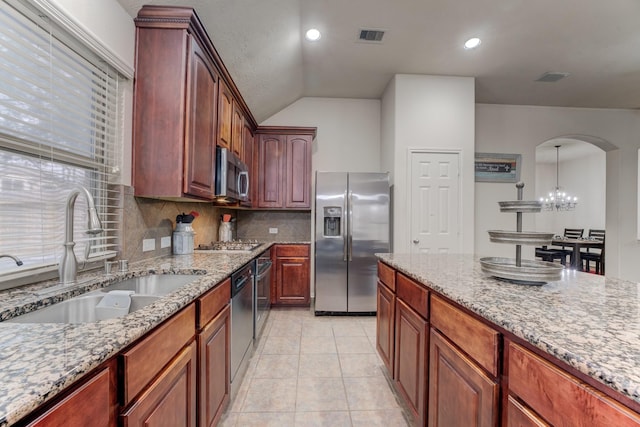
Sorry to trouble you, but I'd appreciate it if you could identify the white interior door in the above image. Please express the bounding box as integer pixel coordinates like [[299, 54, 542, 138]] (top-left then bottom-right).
[[409, 151, 460, 253]]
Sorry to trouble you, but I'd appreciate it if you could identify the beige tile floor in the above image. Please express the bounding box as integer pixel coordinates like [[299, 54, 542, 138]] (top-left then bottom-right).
[[219, 307, 411, 427]]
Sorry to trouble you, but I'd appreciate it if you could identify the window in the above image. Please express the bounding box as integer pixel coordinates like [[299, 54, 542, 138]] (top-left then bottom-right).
[[0, 0, 124, 280]]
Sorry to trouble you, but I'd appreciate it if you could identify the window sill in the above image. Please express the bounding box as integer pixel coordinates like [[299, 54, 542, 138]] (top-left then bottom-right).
[[0, 251, 117, 291]]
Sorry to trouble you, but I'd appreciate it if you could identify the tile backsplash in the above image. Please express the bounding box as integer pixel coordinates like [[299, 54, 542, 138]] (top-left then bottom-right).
[[118, 185, 311, 262], [236, 210, 311, 242]]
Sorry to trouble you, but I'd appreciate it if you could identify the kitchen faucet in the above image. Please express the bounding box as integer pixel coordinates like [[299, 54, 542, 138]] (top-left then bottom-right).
[[59, 186, 103, 285], [0, 254, 23, 266]]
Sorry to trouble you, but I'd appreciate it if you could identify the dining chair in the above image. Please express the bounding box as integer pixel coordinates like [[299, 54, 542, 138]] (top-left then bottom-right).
[[555, 228, 584, 265], [581, 229, 605, 274], [535, 246, 567, 265]]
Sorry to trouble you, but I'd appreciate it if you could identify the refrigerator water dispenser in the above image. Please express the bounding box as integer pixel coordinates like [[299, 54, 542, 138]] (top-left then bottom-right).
[[323, 207, 342, 237]]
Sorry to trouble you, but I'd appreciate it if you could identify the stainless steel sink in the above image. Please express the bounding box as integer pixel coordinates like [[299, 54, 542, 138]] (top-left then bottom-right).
[[7, 294, 160, 324], [6, 274, 200, 324], [101, 274, 201, 296]]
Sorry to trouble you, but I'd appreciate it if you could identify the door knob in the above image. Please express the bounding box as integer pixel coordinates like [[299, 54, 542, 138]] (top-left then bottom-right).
[[413, 239, 419, 244]]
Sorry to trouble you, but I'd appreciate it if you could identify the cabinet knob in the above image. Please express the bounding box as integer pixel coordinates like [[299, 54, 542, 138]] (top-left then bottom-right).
[[413, 239, 419, 244]]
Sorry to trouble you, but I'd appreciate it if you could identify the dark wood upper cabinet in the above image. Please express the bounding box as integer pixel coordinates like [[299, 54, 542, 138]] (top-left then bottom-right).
[[133, 8, 218, 200], [254, 127, 316, 210], [132, 6, 257, 202]]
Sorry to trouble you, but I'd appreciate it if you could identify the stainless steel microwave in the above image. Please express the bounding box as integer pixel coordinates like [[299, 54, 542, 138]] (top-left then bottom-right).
[[215, 146, 249, 202]]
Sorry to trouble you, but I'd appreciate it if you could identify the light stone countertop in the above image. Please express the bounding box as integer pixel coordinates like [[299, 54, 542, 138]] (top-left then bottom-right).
[[0, 244, 273, 427], [377, 253, 640, 406]]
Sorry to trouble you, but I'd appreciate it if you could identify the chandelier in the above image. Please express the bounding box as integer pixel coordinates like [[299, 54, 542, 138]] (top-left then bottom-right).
[[540, 145, 578, 211]]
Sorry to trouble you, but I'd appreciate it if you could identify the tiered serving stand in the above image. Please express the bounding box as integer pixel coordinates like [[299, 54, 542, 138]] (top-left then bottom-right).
[[480, 182, 563, 285]]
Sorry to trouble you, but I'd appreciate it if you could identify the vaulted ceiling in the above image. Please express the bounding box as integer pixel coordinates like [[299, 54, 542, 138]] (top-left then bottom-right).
[[116, 0, 640, 123]]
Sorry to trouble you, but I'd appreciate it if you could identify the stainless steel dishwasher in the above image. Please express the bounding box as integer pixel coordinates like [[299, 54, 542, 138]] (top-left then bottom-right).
[[254, 250, 273, 339], [230, 261, 254, 395]]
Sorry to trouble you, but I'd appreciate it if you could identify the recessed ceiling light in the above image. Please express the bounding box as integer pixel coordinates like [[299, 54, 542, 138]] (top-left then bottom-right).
[[464, 37, 481, 50], [305, 28, 321, 41]]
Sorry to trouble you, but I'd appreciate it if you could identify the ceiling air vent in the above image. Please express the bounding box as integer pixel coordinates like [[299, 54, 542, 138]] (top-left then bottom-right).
[[535, 72, 570, 82], [358, 29, 385, 43]]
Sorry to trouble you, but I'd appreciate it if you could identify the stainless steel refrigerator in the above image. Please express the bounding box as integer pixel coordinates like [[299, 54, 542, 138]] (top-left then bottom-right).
[[315, 172, 391, 314]]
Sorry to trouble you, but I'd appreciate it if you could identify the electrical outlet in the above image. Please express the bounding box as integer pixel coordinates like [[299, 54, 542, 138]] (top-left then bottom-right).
[[269, 227, 278, 234], [160, 236, 171, 248], [143, 238, 156, 252]]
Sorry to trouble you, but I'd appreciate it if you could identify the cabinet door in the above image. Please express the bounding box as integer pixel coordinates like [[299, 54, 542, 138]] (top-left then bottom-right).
[[394, 299, 428, 425], [231, 103, 244, 159], [243, 122, 255, 204], [184, 38, 217, 199], [198, 304, 230, 427], [121, 341, 197, 427], [28, 366, 115, 427], [284, 135, 312, 208], [376, 281, 395, 376], [506, 396, 550, 427], [274, 245, 310, 306], [256, 134, 285, 208], [216, 79, 232, 150], [428, 329, 498, 427]]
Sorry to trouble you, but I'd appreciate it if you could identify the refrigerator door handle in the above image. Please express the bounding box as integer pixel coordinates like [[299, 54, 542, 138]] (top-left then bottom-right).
[[348, 190, 353, 262], [343, 190, 348, 262]]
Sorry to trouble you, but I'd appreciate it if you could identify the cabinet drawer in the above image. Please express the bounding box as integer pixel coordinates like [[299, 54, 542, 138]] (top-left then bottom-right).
[[430, 295, 499, 376], [508, 341, 640, 427], [377, 261, 396, 292], [197, 278, 230, 329], [28, 366, 113, 426], [275, 244, 309, 257], [396, 273, 428, 319], [121, 304, 196, 406]]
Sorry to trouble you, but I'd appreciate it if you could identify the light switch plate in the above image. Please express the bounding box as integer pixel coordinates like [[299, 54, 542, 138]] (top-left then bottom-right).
[[143, 238, 156, 252], [269, 227, 278, 234], [160, 236, 171, 248]]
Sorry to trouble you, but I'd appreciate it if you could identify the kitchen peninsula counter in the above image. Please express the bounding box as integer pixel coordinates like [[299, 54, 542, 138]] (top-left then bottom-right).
[[0, 244, 272, 426], [377, 253, 640, 409]]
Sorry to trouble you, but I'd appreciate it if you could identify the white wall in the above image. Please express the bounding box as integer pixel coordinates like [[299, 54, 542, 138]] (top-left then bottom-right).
[[261, 97, 382, 173], [535, 150, 606, 235], [475, 104, 640, 281], [382, 75, 476, 253]]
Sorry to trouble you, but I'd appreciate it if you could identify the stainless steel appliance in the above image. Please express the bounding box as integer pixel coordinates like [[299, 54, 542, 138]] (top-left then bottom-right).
[[215, 146, 249, 203], [315, 172, 391, 314], [230, 261, 254, 394], [253, 250, 272, 339]]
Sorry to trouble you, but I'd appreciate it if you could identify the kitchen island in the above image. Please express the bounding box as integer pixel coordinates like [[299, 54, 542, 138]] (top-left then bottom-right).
[[0, 245, 271, 426], [377, 253, 640, 426]]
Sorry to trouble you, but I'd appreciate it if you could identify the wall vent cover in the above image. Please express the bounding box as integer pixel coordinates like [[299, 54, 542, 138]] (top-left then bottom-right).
[[535, 72, 570, 82], [358, 29, 385, 42]]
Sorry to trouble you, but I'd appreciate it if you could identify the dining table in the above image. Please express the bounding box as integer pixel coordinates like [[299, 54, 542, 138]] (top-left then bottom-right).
[[551, 237, 604, 271]]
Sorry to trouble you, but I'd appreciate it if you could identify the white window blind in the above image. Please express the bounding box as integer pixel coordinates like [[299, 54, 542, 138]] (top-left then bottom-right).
[[0, 0, 123, 277]]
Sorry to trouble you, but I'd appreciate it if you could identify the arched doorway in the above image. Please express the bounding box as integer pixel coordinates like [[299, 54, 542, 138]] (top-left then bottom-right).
[[535, 136, 609, 272]]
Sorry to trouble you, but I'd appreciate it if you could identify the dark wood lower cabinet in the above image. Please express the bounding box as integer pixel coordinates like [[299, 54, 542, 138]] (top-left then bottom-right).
[[394, 298, 428, 426], [121, 341, 197, 427], [273, 244, 310, 306], [376, 281, 395, 375], [198, 304, 230, 427], [428, 329, 498, 427]]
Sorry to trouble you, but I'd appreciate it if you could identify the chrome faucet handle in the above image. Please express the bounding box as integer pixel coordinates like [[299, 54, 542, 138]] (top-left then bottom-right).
[[118, 260, 129, 272], [104, 260, 119, 275]]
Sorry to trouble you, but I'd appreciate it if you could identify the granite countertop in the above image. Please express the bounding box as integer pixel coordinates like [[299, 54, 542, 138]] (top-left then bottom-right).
[[377, 253, 640, 406], [0, 243, 272, 427]]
